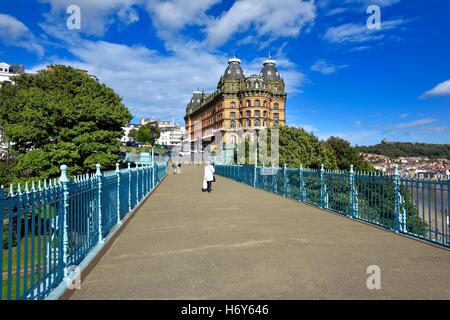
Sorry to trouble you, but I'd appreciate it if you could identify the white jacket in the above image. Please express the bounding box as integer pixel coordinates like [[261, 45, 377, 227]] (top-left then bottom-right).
[[204, 164, 215, 182]]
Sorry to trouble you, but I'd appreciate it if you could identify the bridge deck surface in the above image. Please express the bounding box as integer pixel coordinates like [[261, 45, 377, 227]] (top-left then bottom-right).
[[71, 165, 450, 299]]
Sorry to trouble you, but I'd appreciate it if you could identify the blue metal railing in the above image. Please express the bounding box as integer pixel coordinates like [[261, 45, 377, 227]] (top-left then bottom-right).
[[1, 161, 168, 300], [216, 164, 450, 249]]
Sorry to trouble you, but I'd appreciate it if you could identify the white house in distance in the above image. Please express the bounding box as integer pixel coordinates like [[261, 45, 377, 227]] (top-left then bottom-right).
[[0, 62, 25, 157], [122, 118, 186, 147], [121, 123, 140, 143], [0, 62, 25, 84]]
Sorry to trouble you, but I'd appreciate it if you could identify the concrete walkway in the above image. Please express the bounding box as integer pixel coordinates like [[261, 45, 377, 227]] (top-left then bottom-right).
[[70, 165, 450, 300]]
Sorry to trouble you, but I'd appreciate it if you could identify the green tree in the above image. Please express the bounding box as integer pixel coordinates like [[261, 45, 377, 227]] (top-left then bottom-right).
[[356, 141, 450, 159], [0, 65, 132, 180], [148, 123, 161, 146], [134, 126, 151, 144], [128, 128, 137, 140], [134, 123, 161, 145], [326, 136, 374, 172], [276, 126, 338, 169]]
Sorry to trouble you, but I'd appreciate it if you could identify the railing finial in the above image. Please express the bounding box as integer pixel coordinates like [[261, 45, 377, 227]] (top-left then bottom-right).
[[96, 163, 102, 176], [60, 164, 69, 183]]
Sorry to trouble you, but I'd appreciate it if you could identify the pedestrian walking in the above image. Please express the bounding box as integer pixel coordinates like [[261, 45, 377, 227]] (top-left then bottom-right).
[[202, 161, 215, 193], [172, 162, 177, 175]]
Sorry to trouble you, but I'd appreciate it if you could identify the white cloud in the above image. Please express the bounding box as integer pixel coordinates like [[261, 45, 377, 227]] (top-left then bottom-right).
[[30, 36, 305, 123], [318, 130, 380, 146], [40, 0, 141, 36], [146, 0, 219, 32], [381, 118, 436, 134], [420, 80, 450, 99], [345, 0, 401, 7], [325, 7, 349, 16], [298, 124, 319, 132], [317, 116, 449, 145], [205, 0, 316, 47], [320, 0, 401, 19], [310, 59, 348, 75], [117, 6, 140, 25], [323, 19, 405, 45], [0, 13, 44, 56]]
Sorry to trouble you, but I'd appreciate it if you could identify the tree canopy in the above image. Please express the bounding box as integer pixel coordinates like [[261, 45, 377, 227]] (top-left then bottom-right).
[[356, 141, 450, 159], [277, 126, 337, 169], [0, 65, 132, 181], [325, 136, 374, 172], [238, 127, 373, 171], [134, 123, 161, 145]]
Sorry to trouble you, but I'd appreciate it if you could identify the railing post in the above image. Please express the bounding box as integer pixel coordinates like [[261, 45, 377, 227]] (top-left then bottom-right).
[[152, 148, 155, 188], [127, 163, 131, 211], [96, 164, 104, 243], [393, 164, 403, 233], [59, 165, 70, 278], [253, 148, 257, 187], [136, 164, 140, 202], [141, 164, 145, 199], [272, 165, 277, 193], [320, 164, 325, 208], [447, 179, 450, 246], [349, 164, 356, 218], [283, 164, 287, 197], [144, 164, 148, 193], [299, 165, 305, 202], [116, 163, 121, 224]]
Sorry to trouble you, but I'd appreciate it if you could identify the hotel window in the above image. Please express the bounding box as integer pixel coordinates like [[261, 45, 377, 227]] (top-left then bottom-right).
[[246, 119, 251, 127], [230, 102, 236, 108], [246, 100, 251, 107], [274, 121, 279, 128], [263, 119, 267, 127], [230, 121, 236, 129], [255, 100, 260, 107], [254, 119, 260, 127], [255, 110, 260, 118], [246, 111, 251, 118], [255, 82, 259, 89], [263, 111, 267, 118], [274, 103, 279, 110], [274, 113, 279, 121], [230, 112, 236, 120]]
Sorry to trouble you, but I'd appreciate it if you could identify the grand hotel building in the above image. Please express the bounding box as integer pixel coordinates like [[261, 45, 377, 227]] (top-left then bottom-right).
[[184, 55, 286, 150]]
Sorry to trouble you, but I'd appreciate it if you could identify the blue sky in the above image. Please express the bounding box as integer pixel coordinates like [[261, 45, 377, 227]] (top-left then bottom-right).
[[1, 0, 449, 146]]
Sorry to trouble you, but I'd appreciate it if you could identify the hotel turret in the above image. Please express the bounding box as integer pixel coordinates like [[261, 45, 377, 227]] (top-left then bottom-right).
[[184, 55, 286, 149]]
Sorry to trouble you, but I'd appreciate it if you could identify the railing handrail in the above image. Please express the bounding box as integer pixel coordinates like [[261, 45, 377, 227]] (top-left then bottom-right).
[[1, 161, 169, 300], [216, 163, 450, 250]]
